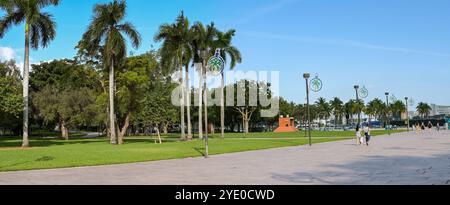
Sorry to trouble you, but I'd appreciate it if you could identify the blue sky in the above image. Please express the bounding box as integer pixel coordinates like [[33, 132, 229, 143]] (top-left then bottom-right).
[[1, 0, 449, 106]]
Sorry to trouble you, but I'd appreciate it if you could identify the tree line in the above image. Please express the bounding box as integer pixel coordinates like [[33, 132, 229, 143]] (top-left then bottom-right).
[[0, 0, 434, 148]]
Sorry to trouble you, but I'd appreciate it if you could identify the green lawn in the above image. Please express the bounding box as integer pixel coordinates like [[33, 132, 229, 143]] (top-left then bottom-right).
[[0, 130, 403, 172]]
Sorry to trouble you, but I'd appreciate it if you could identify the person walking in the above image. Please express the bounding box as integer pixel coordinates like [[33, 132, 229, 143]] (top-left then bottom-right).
[[364, 125, 371, 146], [356, 125, 362, 145], [427, 121, 433, 131]]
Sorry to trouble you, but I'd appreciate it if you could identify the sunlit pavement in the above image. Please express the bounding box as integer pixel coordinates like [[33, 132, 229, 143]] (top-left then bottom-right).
[[0, 131, 449, 185]]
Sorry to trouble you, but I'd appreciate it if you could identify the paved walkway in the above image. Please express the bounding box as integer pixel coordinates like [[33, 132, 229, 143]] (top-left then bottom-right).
[[0, 131, 449, 185]]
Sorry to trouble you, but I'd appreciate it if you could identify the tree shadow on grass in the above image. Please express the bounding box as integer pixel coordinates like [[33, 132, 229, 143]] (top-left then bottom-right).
[[194, 147, 206, 157], [271, 154, 450, 185], [0, 138, 107, 148], [0, 156, 56, 170]]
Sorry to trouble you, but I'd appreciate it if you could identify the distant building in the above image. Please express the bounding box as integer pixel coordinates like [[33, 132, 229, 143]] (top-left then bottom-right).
[[430, 104, 450, 116]]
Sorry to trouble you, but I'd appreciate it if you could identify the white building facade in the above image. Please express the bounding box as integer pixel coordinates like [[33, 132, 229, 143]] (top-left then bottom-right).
[[430, 104, 450, 116]]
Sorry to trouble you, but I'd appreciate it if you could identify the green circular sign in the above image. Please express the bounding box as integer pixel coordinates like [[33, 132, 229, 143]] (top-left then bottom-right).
[[359, 86, 369, 99], [310, 76, 323, 92], [207, 49, 225, 76], [390, 95, 397, 103]]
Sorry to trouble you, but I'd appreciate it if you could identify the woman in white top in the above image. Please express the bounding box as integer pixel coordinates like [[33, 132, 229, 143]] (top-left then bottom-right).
[[356, 125, 362, 145]]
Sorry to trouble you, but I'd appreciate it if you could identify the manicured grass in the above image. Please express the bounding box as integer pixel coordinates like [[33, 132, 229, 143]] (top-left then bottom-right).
[[0, 130, 402, 172]]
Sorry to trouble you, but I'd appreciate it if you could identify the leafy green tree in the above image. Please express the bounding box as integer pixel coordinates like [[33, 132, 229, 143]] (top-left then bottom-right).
[[138, 81, 179, 144], [0, 0, 59, 147], [33, 86, 97, 140], [30, 59, 100, 139], [228, 80, 271, 133], [79, 0, 141, 144], [30, 59, 99, 92], [115, 53, 158, 144], [0, 60, 22, 135]]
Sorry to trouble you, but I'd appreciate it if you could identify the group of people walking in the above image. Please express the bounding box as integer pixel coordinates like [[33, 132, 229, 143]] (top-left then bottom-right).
[[413, 121, 443, 133], [355, 125, 371, 146]]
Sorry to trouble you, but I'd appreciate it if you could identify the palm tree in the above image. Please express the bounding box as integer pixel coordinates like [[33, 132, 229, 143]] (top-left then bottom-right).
[[213, 29, 241, 139], [365, 100, 377, 125], [191, 22, 218, 140], [330, 97, 343, 126], [0, 0, 59, 147], [155, 11, 191, 140], [390, 100, 406, 120], [80, 0, 141, 144], [367, 98, 385, 122], [417, 102, 431, 118], [352, 99, 365, 123], [344, 100, 355, 125], [0, 1, 12, 11], [315, 97, 331, 127]]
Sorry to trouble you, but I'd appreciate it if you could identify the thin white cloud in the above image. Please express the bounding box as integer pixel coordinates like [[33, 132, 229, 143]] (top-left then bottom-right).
[[241, 31, 450, 58], [0, 46, 15, 61], [235, 0, 303, 25]]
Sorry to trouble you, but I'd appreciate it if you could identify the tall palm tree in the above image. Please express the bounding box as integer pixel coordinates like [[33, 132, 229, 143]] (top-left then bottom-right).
[[352, 99, 365, 122], [344, 100, 355, 124], [315, 97, 331, 127], [390, 100, 406, 120], [417, 102, 431, 118], [191, 22, 218, 140], [182, 18, 195, 140], [213, 29, 241, 139], [155, 11, 190, 140], [0, 0, 59, 147], [365, 99, 377, 125], [330, 97, 343, 126], [367, 98, 385, 122], [80, 0, 141, 144]]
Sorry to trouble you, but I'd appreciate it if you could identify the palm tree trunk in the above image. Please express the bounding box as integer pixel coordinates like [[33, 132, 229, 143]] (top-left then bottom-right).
[[198, 64, 203, 139], [203, 65, 208, 139], [185, 65, 192, 139], [22, 23, 30, 148], [180, 65, 186, 140], [220, 73, 225, 139], [109, 59, 117, 144], [202, 53, 209, 158]]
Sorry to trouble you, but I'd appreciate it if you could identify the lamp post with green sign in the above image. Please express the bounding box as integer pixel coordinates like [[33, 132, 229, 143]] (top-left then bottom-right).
[[354, 85, 361, 127], [204, 49, 225, 158], [303, 73, 322, 146]]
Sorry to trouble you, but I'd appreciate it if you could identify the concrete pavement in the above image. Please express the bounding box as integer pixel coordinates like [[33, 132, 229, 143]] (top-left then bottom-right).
[[0, 131, 449, 185]]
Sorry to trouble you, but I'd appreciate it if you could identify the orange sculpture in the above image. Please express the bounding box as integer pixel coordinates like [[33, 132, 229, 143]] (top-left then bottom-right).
[[274, 115, 299, 133]]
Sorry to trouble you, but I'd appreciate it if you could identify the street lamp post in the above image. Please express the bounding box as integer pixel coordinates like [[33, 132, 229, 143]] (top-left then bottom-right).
[[385, 92, 391, 135], [405, 97, 410, 132], [304, 102, 307, 138], [303, 73, 312, 146], [354, 85, 361, 127]]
